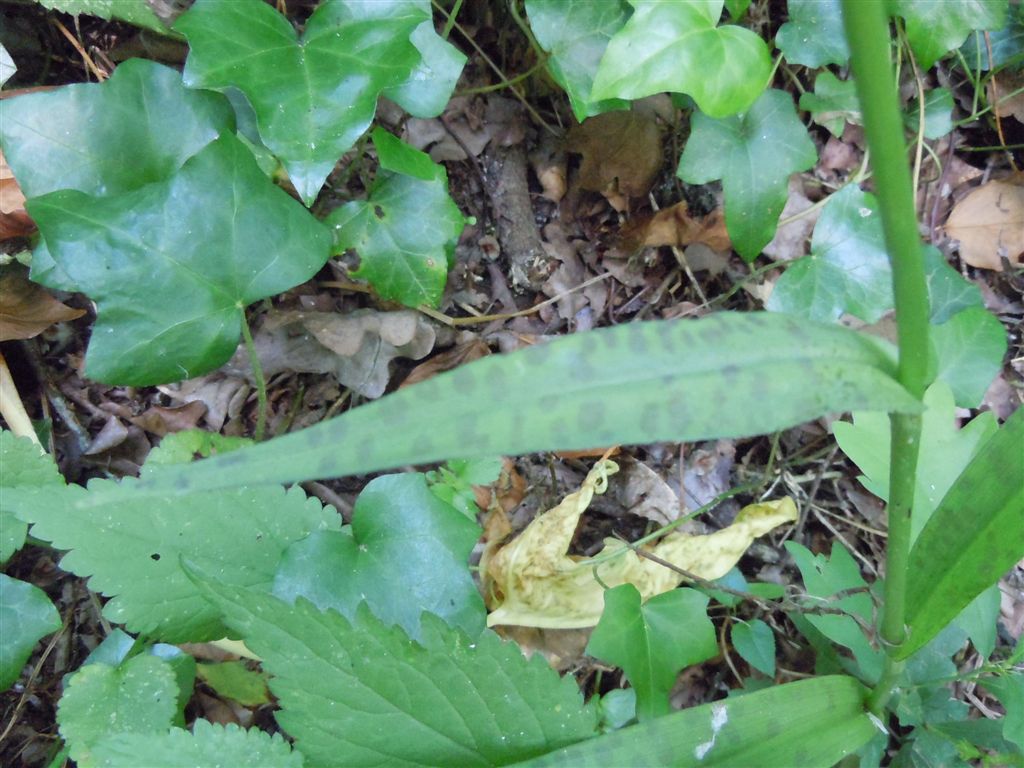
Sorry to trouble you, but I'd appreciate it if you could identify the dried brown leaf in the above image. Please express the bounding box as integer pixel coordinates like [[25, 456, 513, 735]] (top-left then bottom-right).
[[619, 201, 731, 252], [0, 270, 84, 341], [567, 110, 662, 203], [945, 178, 1024, 270]]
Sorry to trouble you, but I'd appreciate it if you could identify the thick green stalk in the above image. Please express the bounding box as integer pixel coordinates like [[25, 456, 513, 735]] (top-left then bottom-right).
[[840, 1, 931, 713]]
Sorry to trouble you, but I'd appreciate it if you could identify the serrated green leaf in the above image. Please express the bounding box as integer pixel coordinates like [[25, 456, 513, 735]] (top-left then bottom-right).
[[196, 661, 270, 707], [731, 619, 776, 677], [518, 675, 876, 767], [677, 89, 816, 261], [891, 0, 1007, 70], [189, 576, 599, 767], [587, 585, 716, 720], [58, 654, 178, 765], [37, 0, 170, 34], [327, 131, 464, 308], [176, 0, 461, 204], [27, 134, 331, 385], [785, 541, 882, 683], [273, 473, 485, 641], [132, 312, 919, 496], [767, 184, 894, 323], [525, 0, 630, 121], [931, 306, 1007, 408], [0, 59, 232, 199], [91, 720, 303, 768], [899, 408, 1024, 659], [0, 575, 60, 692], [3, 475, 340, 643], [591, 0, 771, 118], [775, 0, 850, 67], [1, 430, 63, 563], [799, 71, 860, 136], [905, 87, 955, 140], [833, 380, 998, 541]]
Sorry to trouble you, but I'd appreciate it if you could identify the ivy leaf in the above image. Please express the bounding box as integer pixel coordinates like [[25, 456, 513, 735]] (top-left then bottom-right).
[[905, 87, 955, 140], [924, 246, 982, 324], [27, 135, 331, 385], [91, 721, 302, 768], [36, 0, 171, 34], [273, 473, 485, 642], [891, 0, 1007, 70], [591, 0, 771, 118], [3, 474, 340, 643], [176, 0, 462, 204], [58, 654, 178, 766], [677, 89, 816, 261], [525, 0, 630, 121], [931, 306, 1007, 408], [0, 575, 60, 692], [799, 71, 860, 137], [833, 380, 998, 542], [327, 130, 465, 308], [0, 59, 232, 199], [586, 585, 716, 721], [1, 430, 63, 564], [382, 20, 468, 118], [775, 0, 850, 67], [731, 619, 776, 677], [189, 576, 599, 766], [766, 184, 893, 323]]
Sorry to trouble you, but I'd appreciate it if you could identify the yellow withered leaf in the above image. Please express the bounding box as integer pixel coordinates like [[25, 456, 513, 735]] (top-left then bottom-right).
[[483, 460, 797, 629]]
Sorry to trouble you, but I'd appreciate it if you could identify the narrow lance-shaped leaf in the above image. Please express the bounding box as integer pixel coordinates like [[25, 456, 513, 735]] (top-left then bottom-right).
[[899, 407, 1024, 659], [135, 312, 919, 495]]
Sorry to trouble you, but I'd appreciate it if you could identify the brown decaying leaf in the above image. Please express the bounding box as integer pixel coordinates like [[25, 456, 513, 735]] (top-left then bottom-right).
[[944, 178, 1024, 270], [619, 201, 731, 252], [130, 400, 208, 436], [400, 337, 490, 388], [1, 150, 36, 240], [0, 270, 84, 342], [989, 69, 1024, 124], [567, 110, 662, 206]]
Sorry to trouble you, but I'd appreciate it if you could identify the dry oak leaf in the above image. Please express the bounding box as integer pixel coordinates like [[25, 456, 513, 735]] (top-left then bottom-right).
[[0, 270, 84, 341], [944, 179, 1024, 270], [483, 460, 797, 629]]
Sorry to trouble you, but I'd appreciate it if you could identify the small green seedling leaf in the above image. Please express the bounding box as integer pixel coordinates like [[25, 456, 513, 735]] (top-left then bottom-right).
[[0, 59, 231, 200], [799, 71, 860, 137], [931, 306, 1007, 408], [834, 380, 998, 541], [427, 457, 502, 518], [890, 0, 1007, 69], [0, 575, 60, 692], [135, 311, 920, 495], [90, 720, 303, 768], [519, 675, 876, 767], [731, 619, 776, 677], [273, 473, 485, 641], [591, 0, 771, 118], [775, 0, 850, 67], [327, 130, 465, 308], [196, 661, 270, 707], [677, 89, 816, 261], [587, 585, 717, 720], [900, 408, 1024, 659], [27, 134, 331, 385], [525, 0, 630, 121], [189, 574, 599, 766], [3, 472, 340, 642], [141, 429, 253, 469], [37, 0, 170, 34], [767, 184, 893, 323], [58, 654, 178, 766], [176, 0, 462, 203], [0, 430, 63, 564]]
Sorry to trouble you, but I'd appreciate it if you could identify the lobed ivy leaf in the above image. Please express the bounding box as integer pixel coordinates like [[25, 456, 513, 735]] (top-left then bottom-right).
[[587, 585, 717, 721], [176, 0, 463, 204], [0, 430, 63, 564], [327, 129, 465, 308], [90, 720, 303, 768], [525, 0, 630, 121], [2, 474, 340, 643], [890, 0, 1007, 70], [0, 575, 60, 692], [931, 306, 1007, 407], [677, 89, 816, 261], [924, 246, 982, 324], [798, 71, 860, 137], [36, 0, 170, 34], [775, 0, 849, 67], [590, 0, 771, 118], [273, 473, 485, 642], [766, 184, 893, 323], [27, 135, 332, 385], [189, 575, 599, 767]]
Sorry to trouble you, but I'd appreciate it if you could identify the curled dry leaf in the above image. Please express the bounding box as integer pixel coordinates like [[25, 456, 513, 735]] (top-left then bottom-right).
[[619, 201, 731, 252], [400, 337, 490, 388], [0, 150, 35, 240], [483, 460, 797, 629], [567, 110, 662, 209], [0, 269, 84, 342], [944, 178, 1024, 270]]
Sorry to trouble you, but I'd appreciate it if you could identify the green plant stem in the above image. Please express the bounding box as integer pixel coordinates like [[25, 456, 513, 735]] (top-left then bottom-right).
[[239, 307, 268, 442], [841, 0, 931, 715]]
